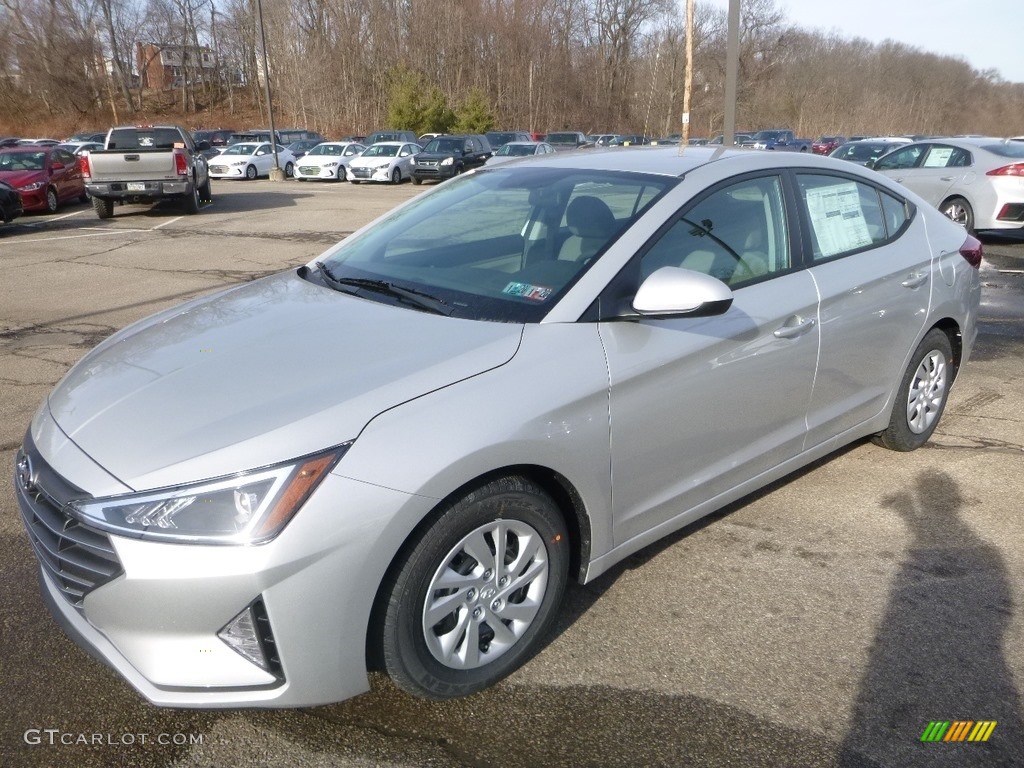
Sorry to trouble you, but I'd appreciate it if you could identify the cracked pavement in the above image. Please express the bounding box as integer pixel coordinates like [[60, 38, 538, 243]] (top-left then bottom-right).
[[1, 183, 1023, 768]]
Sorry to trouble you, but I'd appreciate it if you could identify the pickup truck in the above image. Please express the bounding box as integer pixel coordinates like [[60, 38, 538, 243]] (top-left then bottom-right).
[[80, 125, 211, 219], [747, 130, 813, 152]]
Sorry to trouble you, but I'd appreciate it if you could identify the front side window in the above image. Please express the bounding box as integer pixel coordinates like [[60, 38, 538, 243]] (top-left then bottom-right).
[[639, 175, 789, 285], [313, 167, 675, 322]]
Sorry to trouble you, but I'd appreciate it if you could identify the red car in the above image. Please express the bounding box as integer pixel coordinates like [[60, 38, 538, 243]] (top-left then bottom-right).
[[812, 135, 847, 155], [0, 145, 87, 212]]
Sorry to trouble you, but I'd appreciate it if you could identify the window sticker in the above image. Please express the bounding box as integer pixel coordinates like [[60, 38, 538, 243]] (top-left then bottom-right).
[[923, 147, 954, 167], [805, 182, 872, 258], [502, 282, 553, 302], [138, 136, 155, 147]]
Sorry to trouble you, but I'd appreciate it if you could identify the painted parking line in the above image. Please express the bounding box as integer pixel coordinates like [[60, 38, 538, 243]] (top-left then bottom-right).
[[12, 229, 149, 244], [151, 216, 183, 230], [48, 209, 90, 222]]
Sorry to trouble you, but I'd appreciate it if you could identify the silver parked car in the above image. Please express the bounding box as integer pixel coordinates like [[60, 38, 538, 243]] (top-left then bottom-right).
[[16, 148, 981, 708], [869, 136, 1024, 234]]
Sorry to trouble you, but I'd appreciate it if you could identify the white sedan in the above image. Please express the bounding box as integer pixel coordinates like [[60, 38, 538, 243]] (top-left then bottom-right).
[[208, 143, 296, 180], [294, 142, 367, 182], [347, 141, 421, 184]]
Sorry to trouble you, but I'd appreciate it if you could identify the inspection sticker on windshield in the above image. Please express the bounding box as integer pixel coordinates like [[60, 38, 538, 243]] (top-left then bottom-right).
[[503, 281, 553, 301]]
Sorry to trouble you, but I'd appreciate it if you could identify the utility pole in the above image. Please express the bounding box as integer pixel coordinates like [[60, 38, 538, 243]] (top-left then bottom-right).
[[681, 0, 694, 147], [255, 0, 284, 181], [724, 0, 740, 146]]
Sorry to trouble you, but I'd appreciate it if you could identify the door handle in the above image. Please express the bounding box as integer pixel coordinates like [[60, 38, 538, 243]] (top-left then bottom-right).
[[901, 272, 929, 289], [773, 316, 816, 339]]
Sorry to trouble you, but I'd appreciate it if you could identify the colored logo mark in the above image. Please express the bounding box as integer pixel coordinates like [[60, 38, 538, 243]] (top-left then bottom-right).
[[920, 721, 997, 742]]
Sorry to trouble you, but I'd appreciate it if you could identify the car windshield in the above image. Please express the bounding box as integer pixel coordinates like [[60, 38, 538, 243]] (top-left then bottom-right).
[[753, 131, 785, 142], [0, 151, 46, 170], [545, 133, 578, 144], [313, 167, 675, 323], [222, 143, 259, 156], [308, 144, 346, 156], [496, 144, 537, 157], [424, 138, 464, 153], [831, 142, 892, 161], [486, 132, 519, 146], [363, 145, 399, 157]]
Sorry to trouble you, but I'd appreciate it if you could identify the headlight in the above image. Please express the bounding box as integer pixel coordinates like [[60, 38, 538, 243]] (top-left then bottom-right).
[[231, 160, 248, 166], [18, 181, 44, 191], [68, 444, 350, 545], [324, 161, 338, 167], [440, 157, 454, 166]]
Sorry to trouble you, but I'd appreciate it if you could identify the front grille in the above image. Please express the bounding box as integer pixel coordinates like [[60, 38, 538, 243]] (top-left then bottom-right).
[[210, 165, 227, 174], [15, 436, 123, 609], [418, 160, 439, 168], [299, 166, 319, 175]]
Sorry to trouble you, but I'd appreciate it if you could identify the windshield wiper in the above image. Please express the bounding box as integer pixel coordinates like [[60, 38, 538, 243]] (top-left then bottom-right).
[[314, 262, 452, 316]]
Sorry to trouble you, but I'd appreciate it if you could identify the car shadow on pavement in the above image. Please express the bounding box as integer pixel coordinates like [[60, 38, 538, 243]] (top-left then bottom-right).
[[837, 468, 1024, 767]]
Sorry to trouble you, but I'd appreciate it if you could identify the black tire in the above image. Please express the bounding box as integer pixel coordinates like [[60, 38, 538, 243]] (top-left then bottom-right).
[[378, 476, 569, 699], [284, 161, 294, 178], [412, 177, 422, 186], [391, 167, 401, 185], [336, 166, 346, 182], [941, 196, 974, 234], [92, 196, 114, 219], [45, 187, 59, 213], [245, 164, 257, 180], [873, 329, 953, 452], [199, 177, 212, 203], [182, 179, 200, 214]]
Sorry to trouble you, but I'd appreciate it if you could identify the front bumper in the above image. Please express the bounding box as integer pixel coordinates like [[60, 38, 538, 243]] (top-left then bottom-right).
[[347, 165, 393, 183], [208, 164, 250, 179], [15, 421, 436, 707], [411, 161, 457, 181], [295, 164, 341, 180]]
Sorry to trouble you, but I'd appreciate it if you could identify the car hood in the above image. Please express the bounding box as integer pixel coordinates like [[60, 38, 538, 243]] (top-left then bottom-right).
[[47, 271, 523, 490], [0, 169, 44, 187], [418, 152, 459, 161]]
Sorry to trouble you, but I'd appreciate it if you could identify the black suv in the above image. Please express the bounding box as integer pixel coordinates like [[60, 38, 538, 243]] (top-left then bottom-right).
[[411, 134, 493, 184]]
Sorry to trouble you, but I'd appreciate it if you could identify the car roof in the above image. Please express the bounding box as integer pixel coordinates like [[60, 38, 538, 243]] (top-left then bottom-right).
[[1, 145, 53, 153]]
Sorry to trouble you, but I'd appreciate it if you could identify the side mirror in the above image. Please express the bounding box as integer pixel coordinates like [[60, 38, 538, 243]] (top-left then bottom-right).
[[864, 159, 876, 169], [630, 267, 734, 318]]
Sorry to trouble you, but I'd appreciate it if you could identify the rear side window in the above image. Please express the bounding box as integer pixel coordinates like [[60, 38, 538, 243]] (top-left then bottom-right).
[[796, 174, 910, 260], [107, 128, 185, 150]]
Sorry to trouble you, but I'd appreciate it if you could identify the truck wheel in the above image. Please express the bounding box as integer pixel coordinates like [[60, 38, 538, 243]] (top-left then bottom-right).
[[92, 196, 114, 219], [199, 177, 212, 203], [182, 182, 200, 214]]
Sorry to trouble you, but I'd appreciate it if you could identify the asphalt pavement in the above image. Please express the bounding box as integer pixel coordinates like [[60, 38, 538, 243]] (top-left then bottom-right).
[[1, 181, 1022, 768]]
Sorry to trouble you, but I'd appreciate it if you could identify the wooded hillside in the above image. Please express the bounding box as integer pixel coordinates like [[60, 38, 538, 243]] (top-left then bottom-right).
[[2, 0, 1021, 138]]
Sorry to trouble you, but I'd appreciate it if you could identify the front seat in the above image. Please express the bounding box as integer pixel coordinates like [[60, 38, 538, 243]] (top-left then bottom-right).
[[558, 196, 617, 263]]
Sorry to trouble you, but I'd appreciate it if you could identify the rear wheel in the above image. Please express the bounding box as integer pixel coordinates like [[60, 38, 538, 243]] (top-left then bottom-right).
[[182, 180, 200, 214], [92, 196, 114, 219], [941, 196, 974, 233], [873, 329, 953, 451], [377, 476, 569, 699]]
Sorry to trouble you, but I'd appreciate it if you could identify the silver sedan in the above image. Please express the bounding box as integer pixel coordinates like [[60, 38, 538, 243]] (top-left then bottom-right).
[[870, 136, 1024, 234], [15, 148, 981, 708]]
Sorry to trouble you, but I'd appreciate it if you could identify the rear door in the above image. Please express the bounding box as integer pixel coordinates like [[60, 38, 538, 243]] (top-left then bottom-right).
[[794, 172, 931, 446]]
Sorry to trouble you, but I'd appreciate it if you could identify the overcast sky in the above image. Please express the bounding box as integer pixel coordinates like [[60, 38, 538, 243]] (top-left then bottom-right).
[[704, 0, 1023, 84]]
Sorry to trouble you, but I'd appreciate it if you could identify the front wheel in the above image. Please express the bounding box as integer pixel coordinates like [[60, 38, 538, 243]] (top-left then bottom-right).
[[378, 476, 569, 699], [284, 161, 294, 178], [941, 196, 974, 233], [412, 177, 422, 186], [245, 164, 257, 180], [872, 329, 953, 451], [391, 168, 401, 185], [45, 187, 59, 213]]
